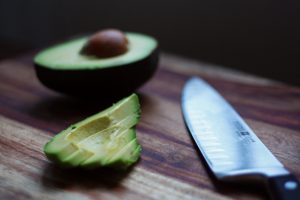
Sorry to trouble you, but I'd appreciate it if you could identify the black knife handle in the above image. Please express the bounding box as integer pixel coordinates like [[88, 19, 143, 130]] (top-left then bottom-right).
[[267, 174, 300, 200]]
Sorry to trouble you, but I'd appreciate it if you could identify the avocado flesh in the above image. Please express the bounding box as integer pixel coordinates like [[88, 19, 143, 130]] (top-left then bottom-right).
[[107, 139, 142, 169], [44, 93, 138, 153], [62, 148, 94, 167], [34, 32, 157, 70], [81, 128, 137, 168], [43, 94, 141, 168], [65, 115, 139, 167]]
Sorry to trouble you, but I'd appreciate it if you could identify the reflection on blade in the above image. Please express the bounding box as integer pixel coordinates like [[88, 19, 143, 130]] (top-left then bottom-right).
[[182, 77, 288, 179]]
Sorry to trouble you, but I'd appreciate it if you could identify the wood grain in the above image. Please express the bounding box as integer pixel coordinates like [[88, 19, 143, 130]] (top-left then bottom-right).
[[0, 53, 300, 200], [0, 115, 231, 200]]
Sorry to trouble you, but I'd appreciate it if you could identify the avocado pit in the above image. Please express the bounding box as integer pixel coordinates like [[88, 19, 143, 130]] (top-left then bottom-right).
[[81, 29, 128, 58]]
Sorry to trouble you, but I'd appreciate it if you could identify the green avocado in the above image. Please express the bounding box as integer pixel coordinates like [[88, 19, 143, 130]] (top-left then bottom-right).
[[34, 32, 159, 97], [43, 93, 142, 169]]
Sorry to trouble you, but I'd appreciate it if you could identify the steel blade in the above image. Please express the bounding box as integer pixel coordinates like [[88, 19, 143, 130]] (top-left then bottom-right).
[[182, 77, 289, 179]]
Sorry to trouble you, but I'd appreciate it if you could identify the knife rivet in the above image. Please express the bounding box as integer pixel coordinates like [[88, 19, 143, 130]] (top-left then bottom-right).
[[284, 181, 298, 190]]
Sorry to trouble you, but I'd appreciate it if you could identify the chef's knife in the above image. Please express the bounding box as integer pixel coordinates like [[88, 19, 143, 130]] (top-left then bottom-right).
[[181, 77, 300, 200]]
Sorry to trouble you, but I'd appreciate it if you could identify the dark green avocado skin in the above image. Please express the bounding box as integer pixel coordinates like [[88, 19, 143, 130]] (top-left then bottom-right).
[[35, 48, 159, 98]]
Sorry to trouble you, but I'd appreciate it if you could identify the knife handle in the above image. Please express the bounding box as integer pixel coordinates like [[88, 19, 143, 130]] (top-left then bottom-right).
[[268, 174, 300, 200]]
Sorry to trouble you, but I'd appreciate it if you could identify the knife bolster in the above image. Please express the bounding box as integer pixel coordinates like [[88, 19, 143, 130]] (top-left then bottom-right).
[[267, 174, 300, 200]]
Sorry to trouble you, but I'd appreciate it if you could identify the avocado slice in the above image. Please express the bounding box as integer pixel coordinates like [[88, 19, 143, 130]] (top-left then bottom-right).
[[44, 93, 142, 169], [34, 32, 159, 97]]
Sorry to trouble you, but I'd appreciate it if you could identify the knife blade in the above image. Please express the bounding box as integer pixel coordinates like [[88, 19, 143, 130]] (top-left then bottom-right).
[[181, 77, 300, 200]]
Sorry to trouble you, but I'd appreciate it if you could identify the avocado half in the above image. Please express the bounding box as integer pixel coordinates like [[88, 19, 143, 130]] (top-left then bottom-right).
[[34, 32, 159, 97], [44, 93, 141, 169]]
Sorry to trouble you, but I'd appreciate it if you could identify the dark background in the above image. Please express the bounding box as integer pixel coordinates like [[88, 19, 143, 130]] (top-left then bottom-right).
[[0, 0, 299, 85]]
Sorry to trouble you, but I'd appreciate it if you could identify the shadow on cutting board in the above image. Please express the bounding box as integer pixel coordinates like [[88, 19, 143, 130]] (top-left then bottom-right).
[[41, 163, 136, 190], [27, 93, 134, 132], [27, 91, 150, 131]]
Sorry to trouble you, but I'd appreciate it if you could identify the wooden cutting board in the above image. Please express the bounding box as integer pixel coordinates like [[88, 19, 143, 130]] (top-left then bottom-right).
[[0, 52, 299, 200]]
